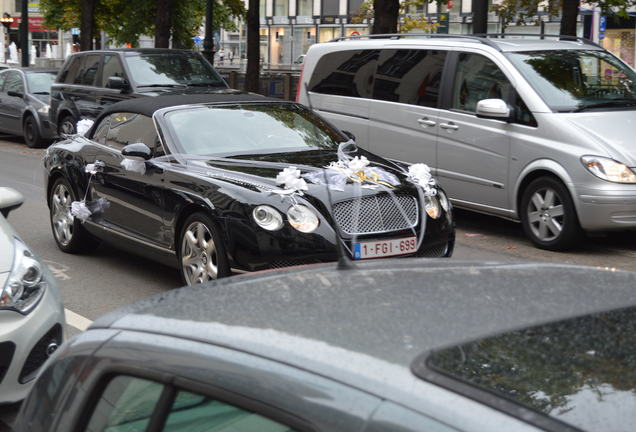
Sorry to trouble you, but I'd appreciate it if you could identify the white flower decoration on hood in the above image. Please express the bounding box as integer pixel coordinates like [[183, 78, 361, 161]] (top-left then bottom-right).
[[407, 163, 437, 195], [347, 155, 369, 173], [275, 166, 308, 194], [76, 119, 94, 136]]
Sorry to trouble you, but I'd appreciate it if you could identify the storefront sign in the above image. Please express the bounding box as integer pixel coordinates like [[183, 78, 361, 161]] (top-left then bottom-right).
[[437, 12, 449, 34], [28, 1, 41, 13], [599, 15, 606, 39], [10, 16, 52, 32]]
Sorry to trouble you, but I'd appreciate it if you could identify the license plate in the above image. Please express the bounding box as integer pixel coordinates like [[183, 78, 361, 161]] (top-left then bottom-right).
[[353, 236, 417, 260]]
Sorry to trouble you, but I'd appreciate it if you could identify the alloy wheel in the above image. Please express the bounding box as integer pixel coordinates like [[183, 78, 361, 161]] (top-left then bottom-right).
[[526, 187, 565, 242], [51, 183, 75, 246], [181, 221, 219, 285]]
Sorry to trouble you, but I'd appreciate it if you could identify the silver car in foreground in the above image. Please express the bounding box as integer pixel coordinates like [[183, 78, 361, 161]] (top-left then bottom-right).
[[0, 187, 64, 404], [298, 35, 636, 250]]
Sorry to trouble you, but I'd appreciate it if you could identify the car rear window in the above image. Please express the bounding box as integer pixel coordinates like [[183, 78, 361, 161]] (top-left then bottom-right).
[[420, 307, 636, 432]]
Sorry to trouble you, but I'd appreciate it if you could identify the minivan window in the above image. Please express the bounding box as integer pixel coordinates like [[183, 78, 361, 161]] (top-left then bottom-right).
[[452, 53, 513, 113], [124, 53, 225, 87], [308, 50, 380, 98], [373, 49, 446, 107], [506, 49, 636, 112]]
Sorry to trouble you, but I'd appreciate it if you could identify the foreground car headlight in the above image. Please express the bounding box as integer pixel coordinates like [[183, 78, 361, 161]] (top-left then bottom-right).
[[437, 189, 451, 213], [424, 195, 441, 219], [37, 105, 50, 114], [252, 205, 283, 231], [1, 238, 46, 314], [287, 204, 319, 233], [581, 155, 636, 183]]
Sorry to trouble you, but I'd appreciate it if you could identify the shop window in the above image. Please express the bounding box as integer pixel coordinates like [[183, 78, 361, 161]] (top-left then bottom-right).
[[322, 0, 339, 16], [348, 0, 365, 16], [274, 0, 288, 16], [297, 0, 312, 16]]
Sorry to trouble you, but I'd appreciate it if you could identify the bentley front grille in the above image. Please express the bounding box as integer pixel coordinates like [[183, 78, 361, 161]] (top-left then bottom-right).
[[332, 194, 419, 235]]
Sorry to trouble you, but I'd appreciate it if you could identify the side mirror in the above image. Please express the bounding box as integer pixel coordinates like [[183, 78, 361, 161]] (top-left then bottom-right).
[[107, 76, 130, 91], [342, 130, 356, 142], [475, 99, 511, 121], [121, 143, 152, 160], [0, 187, 24, 217], [7, 90, 24, 98]]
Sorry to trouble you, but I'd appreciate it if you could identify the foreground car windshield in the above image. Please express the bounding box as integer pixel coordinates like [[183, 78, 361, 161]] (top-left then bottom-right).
[[165, 104, 343, 156], [124, 53, 224, 87], [506, 49, 636, 112], [427, 306, 636, 431], [26, 72, 56, 94]]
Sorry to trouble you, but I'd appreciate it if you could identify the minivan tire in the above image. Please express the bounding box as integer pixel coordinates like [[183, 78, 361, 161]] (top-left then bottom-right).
[[58, 114, 77, 136], [520, 176, 581, 251]]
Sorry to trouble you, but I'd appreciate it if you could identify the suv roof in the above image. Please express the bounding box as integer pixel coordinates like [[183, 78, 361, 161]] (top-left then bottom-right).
[[68, 48, 202, 56]]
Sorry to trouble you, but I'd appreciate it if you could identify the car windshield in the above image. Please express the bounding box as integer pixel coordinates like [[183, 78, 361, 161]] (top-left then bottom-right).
[[26, 72, 56, 94], [426, 306, 636, 432], [124, 53, 225, 87], [164, 103, 343, 156], [506, 49, 636, 112]]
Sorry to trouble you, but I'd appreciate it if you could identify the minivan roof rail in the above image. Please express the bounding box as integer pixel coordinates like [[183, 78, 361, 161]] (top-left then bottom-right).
[[330, 33, 600, 50]]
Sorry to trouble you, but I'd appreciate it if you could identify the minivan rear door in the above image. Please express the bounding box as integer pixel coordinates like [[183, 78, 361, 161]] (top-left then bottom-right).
[[436, 51, 512, 212], [367, 48, 447, 169]]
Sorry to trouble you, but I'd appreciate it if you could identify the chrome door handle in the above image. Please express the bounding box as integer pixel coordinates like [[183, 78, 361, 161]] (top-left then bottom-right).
[[440, 122, 459, 131], [417, 118, 436, 127]]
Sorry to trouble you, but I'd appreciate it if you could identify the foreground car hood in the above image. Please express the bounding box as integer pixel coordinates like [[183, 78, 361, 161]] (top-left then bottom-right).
[[564, 110, 636, 166]]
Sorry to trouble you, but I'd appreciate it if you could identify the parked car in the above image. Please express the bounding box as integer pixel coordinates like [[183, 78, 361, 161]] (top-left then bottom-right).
[[298, 34, 636, 251], [43, 92, 454, 285], [49, 48, 230, 135], [0, 187, 65, 405], [0, 67, 57, 147], [16, 259, 636, 431]]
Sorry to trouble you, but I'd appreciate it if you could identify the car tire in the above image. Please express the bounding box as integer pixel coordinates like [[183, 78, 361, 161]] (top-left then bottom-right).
[[520, 176, 581, 251], [57, 114, 77, 136], [178, 212, 230, 286], [23, 115, 45, 148], [49, 177, 99, 253]]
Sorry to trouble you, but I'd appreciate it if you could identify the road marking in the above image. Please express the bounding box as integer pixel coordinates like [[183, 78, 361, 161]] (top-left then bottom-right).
[[65, 308, 93, 332], [45, 260, 72, 281]]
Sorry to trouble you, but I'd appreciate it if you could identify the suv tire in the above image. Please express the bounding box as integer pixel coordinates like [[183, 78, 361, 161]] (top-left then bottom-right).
[[58, 114, 77, 136]]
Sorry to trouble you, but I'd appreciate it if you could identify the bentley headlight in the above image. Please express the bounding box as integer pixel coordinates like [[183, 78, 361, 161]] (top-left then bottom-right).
[[1, 238, 46, 314], [437, 189, 451, 212], [424, 195, 441, 219], [287, 204, 319, 233], [581, 155, 636, 183], [252, 205, 283, 231]]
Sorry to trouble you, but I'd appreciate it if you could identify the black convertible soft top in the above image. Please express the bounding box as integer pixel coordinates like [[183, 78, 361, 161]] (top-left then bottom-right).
[[99, 90, 283, 118]]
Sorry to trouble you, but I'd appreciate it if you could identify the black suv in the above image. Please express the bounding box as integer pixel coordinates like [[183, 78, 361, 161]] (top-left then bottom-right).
[[50, 48, 229, 135]]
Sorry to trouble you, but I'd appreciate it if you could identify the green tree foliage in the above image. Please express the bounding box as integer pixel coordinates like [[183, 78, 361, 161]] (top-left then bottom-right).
[[352, 0, 438, 33], [40, 0, 245, 48]]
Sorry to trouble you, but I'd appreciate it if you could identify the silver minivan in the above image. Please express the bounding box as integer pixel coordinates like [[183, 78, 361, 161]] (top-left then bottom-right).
[[298, 35, 636, 250]]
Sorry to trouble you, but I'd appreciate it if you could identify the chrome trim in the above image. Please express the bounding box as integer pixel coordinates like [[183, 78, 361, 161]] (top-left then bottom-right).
[[84, 220, 175, 254]]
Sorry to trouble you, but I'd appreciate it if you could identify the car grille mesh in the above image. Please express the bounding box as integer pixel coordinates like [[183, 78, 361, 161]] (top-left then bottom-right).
[[332, 195, 418, 235]]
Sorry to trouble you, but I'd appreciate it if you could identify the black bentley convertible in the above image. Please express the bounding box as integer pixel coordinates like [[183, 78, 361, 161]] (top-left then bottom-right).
[[44, 93, 454, 284]]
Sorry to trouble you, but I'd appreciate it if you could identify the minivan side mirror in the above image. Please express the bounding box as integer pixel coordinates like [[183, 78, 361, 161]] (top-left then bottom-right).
[[121, 143, 152, 160], [7, 90, 24, 98], [475, 99, 511, 121], [0, 187, 24, 217], [107, 76, 130, 91]]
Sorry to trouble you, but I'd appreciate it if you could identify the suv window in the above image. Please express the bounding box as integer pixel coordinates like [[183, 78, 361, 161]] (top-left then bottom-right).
[[101, 55, 125, 87], [78, 55, 101, 86], [85, 375, 296, 432], [373, 49, 447, 107], [61, 56, 83, 84], [105, 112, 159, 151], [308, 50, 380, 98], [4, 71, 24, 93]]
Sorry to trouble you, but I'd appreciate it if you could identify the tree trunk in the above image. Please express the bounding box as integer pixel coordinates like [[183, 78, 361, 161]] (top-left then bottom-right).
[[472, 0, 488, 34], [559, 0, 580, 37], [155, 0, 174, 48], [80, 0, 97, 51], [371, 0, 399, 34], [246, 0, 260, 93]]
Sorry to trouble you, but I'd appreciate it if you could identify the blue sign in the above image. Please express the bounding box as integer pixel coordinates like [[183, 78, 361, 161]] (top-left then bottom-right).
[[71, 27, 79, 35], [193, 36, 202, 45], [599, 15, 606, 39]]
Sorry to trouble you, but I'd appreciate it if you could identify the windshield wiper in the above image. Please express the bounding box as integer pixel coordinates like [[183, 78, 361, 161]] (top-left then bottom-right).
[[138, 84, 188, 88], [573, 99, 636, 112], [184, 83, 225, 87]]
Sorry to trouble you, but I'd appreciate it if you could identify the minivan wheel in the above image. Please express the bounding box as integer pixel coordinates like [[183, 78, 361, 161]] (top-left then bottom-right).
[[178, 212, 230, 286], [58, 114, 77, 136], [49, 177, 100, 253], [520, 177, 581, 251], [23, 115, 45, 148]]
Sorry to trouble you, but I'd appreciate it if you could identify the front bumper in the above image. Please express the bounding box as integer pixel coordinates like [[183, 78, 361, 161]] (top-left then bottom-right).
[[575, 184, 636, 231], [0, 269, 65, 404]]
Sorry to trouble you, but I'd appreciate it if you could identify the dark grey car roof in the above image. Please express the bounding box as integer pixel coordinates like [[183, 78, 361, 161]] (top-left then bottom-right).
[[93, 260, 636, 377]]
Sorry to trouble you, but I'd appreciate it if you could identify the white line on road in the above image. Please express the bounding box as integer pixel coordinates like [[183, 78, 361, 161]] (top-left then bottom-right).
[[64, 308, 93, 332]]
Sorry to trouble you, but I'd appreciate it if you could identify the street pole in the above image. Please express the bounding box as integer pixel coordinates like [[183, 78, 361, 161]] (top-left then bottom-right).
[[20, 0, 28, 67], [203, 0, 215, 64]]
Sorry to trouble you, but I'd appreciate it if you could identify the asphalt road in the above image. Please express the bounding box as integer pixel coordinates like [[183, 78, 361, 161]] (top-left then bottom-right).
[[2, 134, 636, 428]]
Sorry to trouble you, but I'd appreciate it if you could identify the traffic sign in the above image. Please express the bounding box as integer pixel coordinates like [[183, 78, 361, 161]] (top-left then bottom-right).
[[599, 15, 606, 40]]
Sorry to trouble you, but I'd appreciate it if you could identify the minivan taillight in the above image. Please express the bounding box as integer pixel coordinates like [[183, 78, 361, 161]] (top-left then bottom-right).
[[295, 63, 304, 103]]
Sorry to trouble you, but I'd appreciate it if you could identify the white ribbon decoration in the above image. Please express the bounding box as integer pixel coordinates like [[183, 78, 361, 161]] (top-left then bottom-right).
[[76, 119, 94, 136]]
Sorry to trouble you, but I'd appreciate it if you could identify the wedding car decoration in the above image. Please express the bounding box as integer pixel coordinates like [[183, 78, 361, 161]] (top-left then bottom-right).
[[69, 162, 109, 223], [75, 119, 94, 137]]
